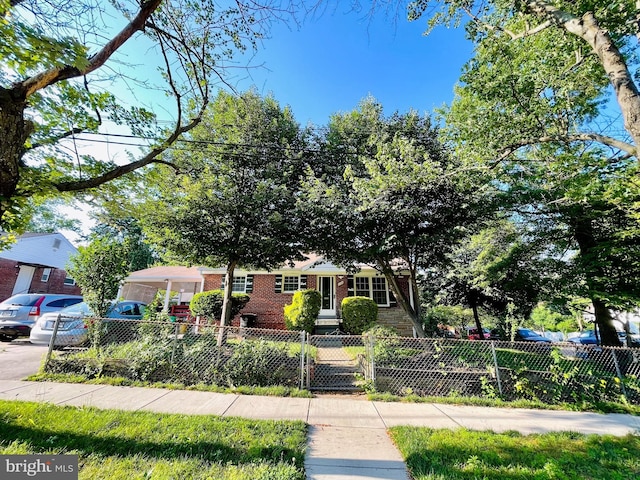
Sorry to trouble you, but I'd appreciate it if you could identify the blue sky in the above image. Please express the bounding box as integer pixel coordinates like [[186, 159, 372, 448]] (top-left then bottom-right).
[[62, 7, 474, 242], [233, 8, 474, 125]]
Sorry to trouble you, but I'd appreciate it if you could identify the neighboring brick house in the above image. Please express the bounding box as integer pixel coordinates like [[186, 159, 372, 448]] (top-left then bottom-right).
[[0, 232, 82, 301], [199, 254, 417, 336]]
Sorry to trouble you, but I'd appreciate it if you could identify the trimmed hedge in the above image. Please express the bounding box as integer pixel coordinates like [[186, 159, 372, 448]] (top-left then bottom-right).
[[284, 289, 321, 333], [341, 296, 378, 334], [190, 289, 250, 322]]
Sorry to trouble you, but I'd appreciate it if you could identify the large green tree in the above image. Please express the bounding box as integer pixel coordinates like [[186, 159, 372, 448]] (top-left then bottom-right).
[[66, 235, 131, 318], [301, 98, 484, 336], [437, 3, 640, 345], [432, 220, 546, 339], [398, 0, 640, 157], [141, 90, 307, 332], [0, 0, 298, 233]]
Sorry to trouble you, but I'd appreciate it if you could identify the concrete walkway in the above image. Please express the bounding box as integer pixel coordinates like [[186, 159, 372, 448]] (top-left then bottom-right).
[[1, 380, 639, 479]]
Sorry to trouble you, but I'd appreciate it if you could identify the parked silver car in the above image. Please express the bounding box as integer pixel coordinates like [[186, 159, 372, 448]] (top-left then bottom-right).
[[0, 294, 83, 341], [29, 300, 146, 347]]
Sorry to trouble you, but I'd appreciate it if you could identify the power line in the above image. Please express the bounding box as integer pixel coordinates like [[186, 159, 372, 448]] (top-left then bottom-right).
[[63, 131, 367, 156]]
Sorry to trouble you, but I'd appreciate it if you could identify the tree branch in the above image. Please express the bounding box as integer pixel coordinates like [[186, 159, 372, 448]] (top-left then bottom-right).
[[18, 0, 163, 98], [494, 133, 637, 165], [28, 127, 84, 150], [462, 5, 551, 40], [53, 98, 208, 192]]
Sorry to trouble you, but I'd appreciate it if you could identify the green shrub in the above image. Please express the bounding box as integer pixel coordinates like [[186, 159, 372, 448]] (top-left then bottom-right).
[[190, 289, 250, 323], [362, 324, 405, 367], [341, 296, 378, 334], [284, 289, 321, 333], [218, 339, 298, 387], [363, 325, 399, 338]]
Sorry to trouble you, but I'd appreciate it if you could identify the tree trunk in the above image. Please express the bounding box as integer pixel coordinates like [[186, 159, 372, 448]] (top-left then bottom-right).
[[525, 2, 640, 152], [0, 88, 29, 223], [0, 0, 168, 230], [592, 298, 621, 346], [217, 260, 237, 346], [378, 259, 426, 337], [469, 292, 486, 341], [572, 215, 623, 347]]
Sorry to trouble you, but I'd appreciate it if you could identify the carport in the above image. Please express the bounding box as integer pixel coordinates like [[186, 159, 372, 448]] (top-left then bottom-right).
[[118, 266, 204, 312]]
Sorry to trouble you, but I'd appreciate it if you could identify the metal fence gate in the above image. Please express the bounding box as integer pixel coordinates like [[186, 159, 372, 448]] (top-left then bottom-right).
[[307, 335, 365, 391]]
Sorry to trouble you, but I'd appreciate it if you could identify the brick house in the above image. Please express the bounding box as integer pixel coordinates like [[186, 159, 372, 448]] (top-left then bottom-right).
[[121, 255, 417, 336], [0, 232, 82, 301], [199, 254, 417, 336]]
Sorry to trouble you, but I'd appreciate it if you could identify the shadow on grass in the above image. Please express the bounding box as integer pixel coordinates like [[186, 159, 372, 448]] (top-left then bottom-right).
[[0, 422, 302, 465]]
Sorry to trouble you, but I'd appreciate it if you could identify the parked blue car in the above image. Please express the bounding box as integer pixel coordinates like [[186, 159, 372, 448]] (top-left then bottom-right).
[[568, 329, 630, 345], [514, 328, 552, 343], [569, 330, 599, 345]]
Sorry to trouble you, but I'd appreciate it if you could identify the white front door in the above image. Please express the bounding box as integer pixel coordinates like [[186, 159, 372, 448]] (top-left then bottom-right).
[[318, 276, 335, 317], [12, 265, 35, 295]]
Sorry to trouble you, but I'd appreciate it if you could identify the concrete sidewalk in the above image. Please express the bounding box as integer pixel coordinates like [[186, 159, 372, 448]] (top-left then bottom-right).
[[1, 380, 639, 479]]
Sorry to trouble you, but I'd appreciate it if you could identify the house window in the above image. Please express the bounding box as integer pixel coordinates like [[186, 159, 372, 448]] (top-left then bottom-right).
[[355, 277, 370, 297], [371, 277, 388, 305], [354, 276, 389, 306], [283, 276, 299, 293], [41, 268, 52, 282], [63, 275, 76, 286], [232, 276, 246, 293]]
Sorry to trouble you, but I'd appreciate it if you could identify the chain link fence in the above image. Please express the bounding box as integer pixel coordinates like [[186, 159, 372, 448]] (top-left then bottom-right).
[[359, 336, 640, 405], [41, 319, 640, 405], [44, 317, 306, 389]]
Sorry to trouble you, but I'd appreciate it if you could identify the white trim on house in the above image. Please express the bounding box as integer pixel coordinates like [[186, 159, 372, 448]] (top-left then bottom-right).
[[41, 267, 52, 282], [353, 275, 390, 307], [282, 275, 300, 293]]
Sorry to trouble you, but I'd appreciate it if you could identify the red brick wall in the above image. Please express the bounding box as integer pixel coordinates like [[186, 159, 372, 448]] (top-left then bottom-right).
[[0, 259, 82, 302], [202, 273, 294, 329], [0, 258, 19, 301], [28, 266, 82, 296]]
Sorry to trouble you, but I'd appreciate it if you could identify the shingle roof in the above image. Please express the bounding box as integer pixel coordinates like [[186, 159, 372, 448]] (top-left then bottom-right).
[[0, 232, 77, 269]]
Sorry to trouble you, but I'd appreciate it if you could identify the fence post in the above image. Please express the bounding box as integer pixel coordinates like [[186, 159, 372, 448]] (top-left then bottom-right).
[[611, 349, 628, 401], [299, 330, 305, 390], [369, 335, 376, 388], [170, 322, 179, 364], [44, 314, 62, 372], [490, 341, 503, 396], [306, 332, 311, 390]]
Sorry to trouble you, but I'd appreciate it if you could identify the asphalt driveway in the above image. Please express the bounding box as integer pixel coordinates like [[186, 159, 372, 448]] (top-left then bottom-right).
[[0, 340, 48, 380]]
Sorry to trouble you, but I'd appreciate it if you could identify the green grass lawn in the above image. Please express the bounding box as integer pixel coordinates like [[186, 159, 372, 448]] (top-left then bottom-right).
[[0, 400, 307, 479], [390, 426, 640, 480]]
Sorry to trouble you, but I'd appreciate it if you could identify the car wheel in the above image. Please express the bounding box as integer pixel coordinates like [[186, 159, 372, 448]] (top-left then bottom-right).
[[0, 334, 15, 342]]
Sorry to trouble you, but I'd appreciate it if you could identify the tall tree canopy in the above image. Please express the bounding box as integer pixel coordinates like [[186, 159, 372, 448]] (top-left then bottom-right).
[[432, 219, 547, 339], [435, 1, 640, 345], [301, 97, 485, 336], [399, 0, 640, 158], [0, 0, 298, 233], [141, 90, 307, 328]]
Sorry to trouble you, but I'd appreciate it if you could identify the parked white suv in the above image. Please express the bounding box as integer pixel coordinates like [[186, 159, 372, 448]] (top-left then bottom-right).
[[0, 294, 83, 341]]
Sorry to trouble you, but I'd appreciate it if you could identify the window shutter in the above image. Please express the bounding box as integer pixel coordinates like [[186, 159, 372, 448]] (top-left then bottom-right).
[[274, 274, 283, 293], [347, 275, 354, 296], [299, 275, 307, 290], [245, 274, 254, 293]]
